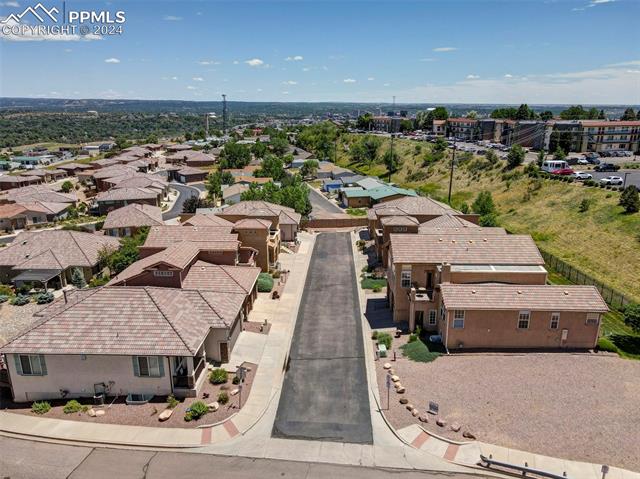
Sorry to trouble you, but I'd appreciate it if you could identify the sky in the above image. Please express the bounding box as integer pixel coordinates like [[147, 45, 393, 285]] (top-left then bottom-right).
[[0, 0, 639, 104]]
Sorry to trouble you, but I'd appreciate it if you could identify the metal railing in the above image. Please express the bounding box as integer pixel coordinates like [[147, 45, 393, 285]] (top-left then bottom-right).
[[479, 454, 570, 479]]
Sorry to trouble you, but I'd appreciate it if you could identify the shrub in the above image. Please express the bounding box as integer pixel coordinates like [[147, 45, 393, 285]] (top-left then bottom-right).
[[60, 180, 74, 193], [63, 400, 88, 414], [408, 334, 418, 343], [578, 198, 592, 213], [35, 292, 54, 304], [71, 267, 87, 289], [232, 376, 240, 385], [257, 273, 274, 292], [217, 391, 229, 405], [272, 270, 281, 279], [167, 394, 179, 409], [372, 286, 382, 293], [209, 368, 228, 385], [31, 401, 51, 415], [0, 295, 9, 303], [0, 284, 14, 297], [623, 303, 640, 332], [10, 294, 30, 306], [371, 331, 379, 340], [16, 283, 33, 295], [377, 332, 392, 349], [88, 275, 110, 288], [597, 336, 618, 353], [184, 400, 208, 422], [619, 186, 640, 214]]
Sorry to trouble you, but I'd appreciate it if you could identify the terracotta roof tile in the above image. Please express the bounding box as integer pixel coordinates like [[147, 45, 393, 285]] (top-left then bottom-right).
[[103, 203, 164, 230]]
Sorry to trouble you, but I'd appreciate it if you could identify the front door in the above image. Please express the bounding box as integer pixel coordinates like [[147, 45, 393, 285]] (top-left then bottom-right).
[[220, 342, 229, 363]]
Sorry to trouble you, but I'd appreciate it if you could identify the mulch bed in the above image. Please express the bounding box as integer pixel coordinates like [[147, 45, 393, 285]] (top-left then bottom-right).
[[3, 362, 258, 429]]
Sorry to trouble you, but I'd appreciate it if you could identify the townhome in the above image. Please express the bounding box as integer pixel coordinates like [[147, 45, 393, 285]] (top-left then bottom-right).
[[215, 201, 301, 242], [102, 203, 164, 237], [0, 284, 252, 402], [176, 166, 208, 184], [0, 175, 42, 192], [0, 201, 71, 232], [27, 169, 68, 182], [0, 230, 119, 288], [95, 187, 163, 215], [0, 185, 77, 206]]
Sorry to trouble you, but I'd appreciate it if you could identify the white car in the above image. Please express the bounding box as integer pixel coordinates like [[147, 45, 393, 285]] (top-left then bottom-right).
[[577, 158, 589, 165], [573, 171, 592, 181], [600, 176, 623, 185]]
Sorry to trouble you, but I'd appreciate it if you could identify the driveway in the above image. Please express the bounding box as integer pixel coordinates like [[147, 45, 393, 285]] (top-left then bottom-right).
[[308, 185, 345, 215], [273, 232, 373, 443], [163, 183, 200, 220]]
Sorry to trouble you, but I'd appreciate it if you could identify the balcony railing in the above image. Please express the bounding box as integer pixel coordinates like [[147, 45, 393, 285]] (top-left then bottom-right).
[[410, 286, 433, 302]]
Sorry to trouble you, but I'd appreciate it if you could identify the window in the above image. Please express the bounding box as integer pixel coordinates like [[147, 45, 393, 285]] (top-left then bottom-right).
[[550, 312, 560, 330], [518, 311, 530, 329], [133, 356, 163, 377], [16, 354, 46, 376], [452, 310, 465, 329], [153, 270, 174, 277], [428, 310, 437, 326], [586, 313, 599, 326], [400, 270, 411, 288]]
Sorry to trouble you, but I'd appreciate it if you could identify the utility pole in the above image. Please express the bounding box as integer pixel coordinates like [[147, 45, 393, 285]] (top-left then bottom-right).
[[388, 96, 396, 182], [222, 94, 228, 135], [447, 139, 457, 204]]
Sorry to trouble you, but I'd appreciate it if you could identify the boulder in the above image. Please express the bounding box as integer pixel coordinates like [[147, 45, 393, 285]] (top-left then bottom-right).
[[450, 423, 461, 432], [383, 363, 391, 370], [95, 410, 105, 417], [391, 375, 400, 383], [411, 408, 419, 417], [436, 418, 447, 427], [230, 388, 240, 396], [419, 415, 429, 423], [158, 409, 173, 421], [462, 431, 477, 440], [388, 368, 395, 375], [394, 382, 402, 390], [207, 402, 219, 412], [87, 409, 96, 417], [406, 404, 414, 411], [396, 386, 406, 394], [399, 398, 409, 405]]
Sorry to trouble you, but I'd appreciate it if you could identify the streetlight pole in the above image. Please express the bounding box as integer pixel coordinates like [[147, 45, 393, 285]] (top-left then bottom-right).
[[447, 139, 457, 204]]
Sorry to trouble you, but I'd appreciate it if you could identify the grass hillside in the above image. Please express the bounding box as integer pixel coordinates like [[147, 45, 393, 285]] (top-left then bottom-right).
[[336, 134, 640, 301]]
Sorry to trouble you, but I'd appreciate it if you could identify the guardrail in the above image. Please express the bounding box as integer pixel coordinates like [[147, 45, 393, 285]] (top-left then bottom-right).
[[479, 454, 570, 479]]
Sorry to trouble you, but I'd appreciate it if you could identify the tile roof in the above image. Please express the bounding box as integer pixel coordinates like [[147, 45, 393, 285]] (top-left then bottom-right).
[[107, 175, 168, 190], [2, 185, 77, 204], [57, 163, 93, 171], [418, 225, 507, 236], [177, 166, 207, 176], [0, 230, 119, 270], [103, 203, 164, 230], [419, 214, 479, 230], [233, 218, 272, 230], [440, 284, 608, 312], [182, 214, 234, 227], [92, 166, 138, 180], [0, 203, 28, 218], [371, 196, 458, 217], [96, 187, 160, 202], [380, 215, 419, 226], [0, 286, 245, 355], [18, 201, 70, 216], [222, 183, 249, 200], [142, 226, 237, 250], [389, 233, 544, 265], [219, 201, 301, 225], [182, 260, 260, 293]]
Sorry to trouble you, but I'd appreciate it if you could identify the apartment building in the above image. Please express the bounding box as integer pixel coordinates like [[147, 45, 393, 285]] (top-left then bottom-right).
[[446, 118, 479, 141], [372, 116, 405, 133], [579, 120, 640, 153]]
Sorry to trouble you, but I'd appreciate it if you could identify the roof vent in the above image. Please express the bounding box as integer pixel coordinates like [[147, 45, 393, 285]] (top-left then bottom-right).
[[517, 290, 523, 294], [451, 239, 456, 244], [22, 240, 28, 245], [564, 290, 569, 295], [483, 238, 488, 242], [471, 289, 476, 294], [469, 239, 474, 244], [438, 238, 443, 242]]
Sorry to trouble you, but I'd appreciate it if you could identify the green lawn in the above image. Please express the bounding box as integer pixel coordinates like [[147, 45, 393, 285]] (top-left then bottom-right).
[[400, 338, 441, 362], [361, 277, 386, 290]]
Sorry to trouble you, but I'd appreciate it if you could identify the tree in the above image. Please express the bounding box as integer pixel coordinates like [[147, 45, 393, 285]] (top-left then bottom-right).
[[515, 104, 535, 120], [540, 111, 554, 121], [553, 146, 567, 162], [60, 180, 74, 193], [251, 141, 268, 159], [269, 137, 289, 156], [506, 144, 525, 169], [559, 105, 599, 120], [537, 149, 546, 167], [623, 303, 640, 332], [220, 142, 251, 169], [416, 107, 448, 129], [240, 176, 311, 215], [71, 267, 86, 289], [466, 110, 478, 119], [296, 122, 337, 161], [182, 195, 202, 214], [356, 113, 373, 130], [350, 135, 381, 165], [255, 154, 285, 181], [472, 191, 498, 226], [114, 137, 130, 150], [99, 227, 149, 275], [619, 185, 640, 214], [205, 170, 234, 201], [621, 108, 637, 121], [300, 159, 319, 178], [383, 149, 400, 179], [433, 136, 448, 153]]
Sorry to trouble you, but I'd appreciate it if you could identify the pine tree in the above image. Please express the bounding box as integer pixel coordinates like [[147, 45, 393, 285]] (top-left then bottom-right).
[[71, 268, 86, 289]]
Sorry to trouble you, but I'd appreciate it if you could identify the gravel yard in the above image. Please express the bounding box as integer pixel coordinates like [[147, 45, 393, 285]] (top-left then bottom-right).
[[0, 302, 45, 345], [376, 338, 640, 471], [3, 362, 257, 429]]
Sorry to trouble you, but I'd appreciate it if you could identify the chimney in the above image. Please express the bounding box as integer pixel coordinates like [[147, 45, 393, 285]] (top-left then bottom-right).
[[441, 262, 452, 283]]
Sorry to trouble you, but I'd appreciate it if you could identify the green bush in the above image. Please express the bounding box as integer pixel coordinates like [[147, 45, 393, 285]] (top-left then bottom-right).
[[217, 391, 229, 405], [372, 286, 382, 293], [597, 336, 618, 353], [63, 400, 88, 414], [31, 401, 51, 415], [184, 400, 208, 422], [232, 376, 240, 385], [0, 284, 14, 297], [408, 334, 418, 343], [209, 368, 228, 385], [377, 332, 392, 349], [371, 331, 379, 340], [257, 273, 274, 292], [0, 294, 9, 303], [623, 303, 640, 332], [400, 339, 441, 363], [167, 394, 179, 409], [361, 277, 386, 290], [35, 292, 54, 304], [10, 294, 30, 306]]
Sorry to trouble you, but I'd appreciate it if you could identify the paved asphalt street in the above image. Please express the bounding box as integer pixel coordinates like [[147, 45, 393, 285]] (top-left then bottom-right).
[[162, 183, 200, 220], [0, 436, 487, 479], [308, 185, 345, 215], [273, 232, 373, 444]]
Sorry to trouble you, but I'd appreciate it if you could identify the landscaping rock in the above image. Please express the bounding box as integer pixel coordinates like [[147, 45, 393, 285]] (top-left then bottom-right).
[[230, 388, 240, 396], [383, 362, 391, 370], [391, 375, 400, 382], [462, 431, 477, 440], [158, 409, 173, 421], [450, 423, 461, 432], [207, 402, 219, 412], [406, 404, 414, 411], [95, 410, 105, 417], [87, 409, 96, 417], [411, 408, 419, 417], [396, 386, 406, 394], [436, 418, 447, 427], [388, 368, 395, 375], [419, 415, 429, 423], [399, 398, 409, 405]]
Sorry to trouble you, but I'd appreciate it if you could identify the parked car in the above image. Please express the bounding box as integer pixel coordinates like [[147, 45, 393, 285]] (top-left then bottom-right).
[[595, 163, 620, 172], [587, 157, 601, 165], [552, 167, 575, 176], [577, 158, 589, 165], [573, 171, 593, 181], [585, 152, 599, 160], [600, 176, 623, 185]]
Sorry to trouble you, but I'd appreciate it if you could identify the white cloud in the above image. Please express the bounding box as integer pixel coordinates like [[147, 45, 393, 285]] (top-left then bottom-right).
[[504, 74, 513, 78], [367, 77, 375, 81], [466, 74, 480, 79], [186, 86, 197, 90], [163, 15, 182, 21], [281, 91, 289, 95], [383, 83, 390, 87], [627, 70, 640, 74], [433, 47, 457, 52], [233, 60, 239, 65], [171, 76, 178, 80], [343, 78, 356, 83], [245, 58, 264, 67], [192, 77, 204, 81], [257, 88, 263, 92], [197, 60, 220, 66], [419, 58, 436, 62], [282, 80, 298, 85], [302, 67, 311, 72], [285, 55, 304, 61], [104, 58, 120, 63], [64, 48, 72, 53]]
